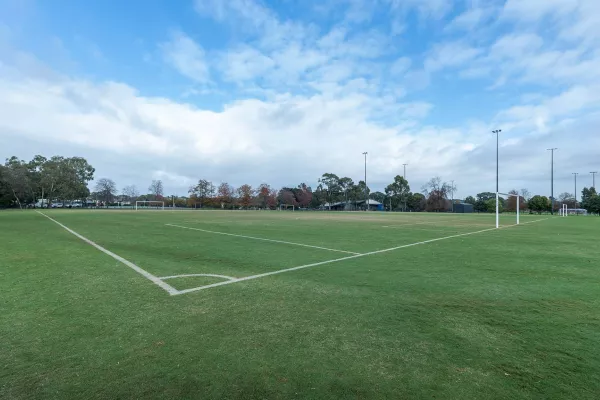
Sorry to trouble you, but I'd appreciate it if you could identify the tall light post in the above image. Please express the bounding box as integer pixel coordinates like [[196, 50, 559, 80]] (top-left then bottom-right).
[[591, 171, 598, 189], [403, 163, 408, 212], [573, 173, 579, 208], [363, 152, 368, 211], [492, 129, 502, 228], [547, 148, 557, 214], [451, 180, 455, 213]]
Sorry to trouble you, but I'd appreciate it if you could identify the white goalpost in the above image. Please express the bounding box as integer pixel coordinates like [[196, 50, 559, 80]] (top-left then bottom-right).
[[135, 201, 165, 210], [279, 204, 295, 211], [496, 192, 520, 229], [559, 204, 568, 217], [559, 205, 588, 216]]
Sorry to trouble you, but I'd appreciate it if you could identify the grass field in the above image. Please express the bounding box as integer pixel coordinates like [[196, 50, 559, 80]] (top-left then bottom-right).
[[1, 209, 599, 399]]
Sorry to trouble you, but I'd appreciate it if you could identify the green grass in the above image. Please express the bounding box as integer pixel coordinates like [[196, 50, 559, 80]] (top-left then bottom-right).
[[1, 209, 599, 399]]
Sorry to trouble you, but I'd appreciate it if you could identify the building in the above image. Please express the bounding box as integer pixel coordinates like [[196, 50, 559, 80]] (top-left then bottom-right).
[[453, 203, 474, 213]]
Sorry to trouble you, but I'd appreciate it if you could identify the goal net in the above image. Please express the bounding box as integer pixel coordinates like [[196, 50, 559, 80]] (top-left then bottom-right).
[[496, 192, 520, 228], [559, 205, 587, 216], [135, 201, 165, 210], [279, 204, 295, 211]]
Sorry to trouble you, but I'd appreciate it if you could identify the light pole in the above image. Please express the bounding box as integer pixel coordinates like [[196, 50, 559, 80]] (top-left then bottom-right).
[[492, 129, 502, 228], [591, 171, 598, 189], [451, 180, 455, 213], [573, 173, 579, 208], [403, 163, 408, 211], [363, 152, 368, 211], [547, 148, 557, 214]]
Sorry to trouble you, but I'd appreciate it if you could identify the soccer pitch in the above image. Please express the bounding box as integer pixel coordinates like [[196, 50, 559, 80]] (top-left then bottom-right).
[[2, 210, 599, 399]]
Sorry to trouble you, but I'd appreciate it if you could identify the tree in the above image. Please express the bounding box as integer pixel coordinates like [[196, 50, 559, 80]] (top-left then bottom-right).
[[122, 185, 139, 203], [422, 177, 453, 212], [581, 187, 599, 214], [256, 183, 274, 209], [95, 178, 117, 204], [528, 195, 550, 214], [295, 183, 313, 208], [520, 189, 531, 201], [385, 175, 410, 211], [338, 177, 354, 202], [505, 189, 526, 212], [217, 183, 234, 209], [370, 191, 386, 204], [558, 192, 576, 209], [318, 173, 341, 209], [464, 196, 476, 205], [237, 184, 253, 209], [474, 192, 496, 212], [278, 189, 298, 207], [1, 160, 31, 208], [188, 179, 213, 208], [485, 196, 507, 213], [406, 192, 426, 211], [148, 180, 164, 200]]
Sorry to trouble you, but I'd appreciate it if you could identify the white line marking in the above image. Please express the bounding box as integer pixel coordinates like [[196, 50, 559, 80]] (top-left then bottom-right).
[[174, 218, 551, 295], [38, 212, 179, 295], [165, 223, 361, 255], [159, 273, 237, 281]]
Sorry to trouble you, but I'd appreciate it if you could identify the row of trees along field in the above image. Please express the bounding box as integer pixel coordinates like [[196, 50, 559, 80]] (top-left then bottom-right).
[[2, 155, 599, 214]]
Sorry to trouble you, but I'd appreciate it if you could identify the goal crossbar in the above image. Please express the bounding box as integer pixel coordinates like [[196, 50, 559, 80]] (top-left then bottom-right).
[[496, 192, 520, 229], [135, 201, 165, 210]]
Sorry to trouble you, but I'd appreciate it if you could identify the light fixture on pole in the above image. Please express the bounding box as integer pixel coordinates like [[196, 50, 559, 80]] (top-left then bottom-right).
[[492, 129, 502, 228], [547, 148, 557, 214]]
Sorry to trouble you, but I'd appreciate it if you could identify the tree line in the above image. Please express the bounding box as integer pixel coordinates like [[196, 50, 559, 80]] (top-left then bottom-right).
[[2, 154, 599, 214]]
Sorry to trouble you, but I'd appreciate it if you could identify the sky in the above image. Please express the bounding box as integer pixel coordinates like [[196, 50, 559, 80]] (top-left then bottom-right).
[[1, 0, 599, 199]]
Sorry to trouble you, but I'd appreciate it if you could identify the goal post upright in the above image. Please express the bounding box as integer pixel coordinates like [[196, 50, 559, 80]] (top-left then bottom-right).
[[496, 192, 499, 229], [497, 192, 520, 228]]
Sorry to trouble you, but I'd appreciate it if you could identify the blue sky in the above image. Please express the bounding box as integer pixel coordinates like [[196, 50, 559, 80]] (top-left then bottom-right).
[[1, 0, 599, 198]]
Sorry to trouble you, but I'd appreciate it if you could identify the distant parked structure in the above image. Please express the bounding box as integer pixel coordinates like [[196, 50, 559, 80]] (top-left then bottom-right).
[[453, 203, 474, 213]]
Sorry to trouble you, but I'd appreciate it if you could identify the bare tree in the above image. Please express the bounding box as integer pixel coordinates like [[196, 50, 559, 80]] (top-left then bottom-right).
[[520, 188, 531, 201], [122, 185, 139, 203], [148, 180, 164, 200], [95, 178, 117, 204], [421, 177, 454, 212]]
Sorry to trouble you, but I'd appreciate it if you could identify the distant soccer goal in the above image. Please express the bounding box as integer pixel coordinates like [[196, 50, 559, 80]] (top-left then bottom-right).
[[496, 192, 520, 228], [279, 204, 295, 211], [135, 201, 165, 210]]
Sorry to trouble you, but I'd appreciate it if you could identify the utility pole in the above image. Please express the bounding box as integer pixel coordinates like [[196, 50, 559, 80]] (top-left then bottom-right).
[[591, 171, 598, 189], [547, 148, 557, 214], [363, 152, 368, 211], [492, 129, 502, 228], [573, 173, 579, 208]]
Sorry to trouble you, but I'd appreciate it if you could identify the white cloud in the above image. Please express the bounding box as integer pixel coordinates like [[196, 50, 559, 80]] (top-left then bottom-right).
[[159, 31, 210, 83], [219, 45, 275, 82], [424, 41, 482, 72]]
